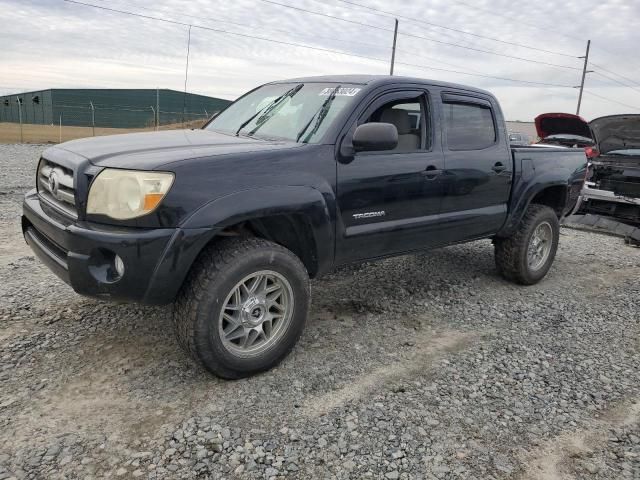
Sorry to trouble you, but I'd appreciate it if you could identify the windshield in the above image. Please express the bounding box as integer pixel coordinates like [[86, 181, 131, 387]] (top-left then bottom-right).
[[205, 82, 363, 143]]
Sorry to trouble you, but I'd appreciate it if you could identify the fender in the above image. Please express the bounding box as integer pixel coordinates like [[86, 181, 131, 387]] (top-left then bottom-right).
[[498, 167, 572, 237], [180, 185, 335, 274]]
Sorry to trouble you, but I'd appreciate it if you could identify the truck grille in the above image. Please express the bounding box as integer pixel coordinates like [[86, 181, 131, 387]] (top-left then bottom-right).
[[37, 158, 77, 218], [598, 176, 640, 198]]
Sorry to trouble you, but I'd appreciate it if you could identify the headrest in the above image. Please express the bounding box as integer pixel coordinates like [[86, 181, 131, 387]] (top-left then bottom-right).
[[380, 108, 411, 135]]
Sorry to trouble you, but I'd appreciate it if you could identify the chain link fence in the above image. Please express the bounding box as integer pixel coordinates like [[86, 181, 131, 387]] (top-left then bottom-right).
[[0, 89, 229, 143]]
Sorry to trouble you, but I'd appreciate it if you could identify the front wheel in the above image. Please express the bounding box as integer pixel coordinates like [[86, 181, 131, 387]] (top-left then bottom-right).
[[173, 237, 310, 379], [494, 204, 560, 285]]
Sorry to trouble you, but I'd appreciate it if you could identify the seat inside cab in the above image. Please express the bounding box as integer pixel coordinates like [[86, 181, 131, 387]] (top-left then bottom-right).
[[380, 108, 420, 151], [366, 101, 422, 152]]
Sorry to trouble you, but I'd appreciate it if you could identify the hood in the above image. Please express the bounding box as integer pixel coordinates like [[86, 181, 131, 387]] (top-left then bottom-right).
[[589, 115, 640, 155], [52, 129, 300, 170], [534, 113, 592, 140]]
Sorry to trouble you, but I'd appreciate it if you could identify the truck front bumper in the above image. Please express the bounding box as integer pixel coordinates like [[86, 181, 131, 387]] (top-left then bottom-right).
[[579, 183, 640, 207], [22, 190, 213, 305]]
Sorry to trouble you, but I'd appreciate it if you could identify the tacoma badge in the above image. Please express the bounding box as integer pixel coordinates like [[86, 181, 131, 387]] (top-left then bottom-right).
[[353, 211, 386, 219]]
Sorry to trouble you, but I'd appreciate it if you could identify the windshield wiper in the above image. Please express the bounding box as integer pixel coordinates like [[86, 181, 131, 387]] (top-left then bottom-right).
[[296, 85, 341, 143], [234, 83, 303, 138]]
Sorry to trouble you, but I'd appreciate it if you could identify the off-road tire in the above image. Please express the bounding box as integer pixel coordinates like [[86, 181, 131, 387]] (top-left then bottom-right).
[[494, 204, 560, 285], [173, 237, 310, 379]]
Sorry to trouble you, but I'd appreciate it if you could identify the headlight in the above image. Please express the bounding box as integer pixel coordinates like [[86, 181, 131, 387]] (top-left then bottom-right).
[[86, 169, 174, 220]]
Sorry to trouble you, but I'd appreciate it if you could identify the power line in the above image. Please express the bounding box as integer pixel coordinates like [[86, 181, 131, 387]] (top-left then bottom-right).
[[253, 0, 392, 32], [62, 1, 392, 64], [395, 60, 572, 88], [63, 0, 575, 89], [396, 51, 486, 75], [590, 62, 640, 88], [114, 0, 577, 75], [398, 46, 573, 81], [74, 0, 581, 72], [447, 0, 584, 42], [336, 0, 640, 78], [328, 0, 579, 58], [591, 70, 640, 96], [112, 0, 504, 78], [254, 0, 581, 70], [588, 44, 640, 73], [445, 0, 640, 74], [398, 30, 580, 71], [55, 2, 576, 93], [307, 0, 464, 43], [583, 90, 640, 112], [106, 0, 393, 53]]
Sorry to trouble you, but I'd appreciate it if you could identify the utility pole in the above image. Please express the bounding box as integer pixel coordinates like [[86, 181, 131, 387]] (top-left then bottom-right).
[[182, 25, 192, 127], [576, 40, 592, 116], [156, 87, 160, 130], [17, 97, 23, 143], [390, 19, 398, 76], [89, 101, 95, 136]]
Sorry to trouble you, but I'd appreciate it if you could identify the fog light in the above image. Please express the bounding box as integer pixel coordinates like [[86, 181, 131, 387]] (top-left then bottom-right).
[[114, 254, 125, 277]]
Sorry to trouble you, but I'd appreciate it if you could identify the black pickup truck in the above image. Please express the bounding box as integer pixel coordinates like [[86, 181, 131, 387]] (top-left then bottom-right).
[[22, 75, 587, 378]]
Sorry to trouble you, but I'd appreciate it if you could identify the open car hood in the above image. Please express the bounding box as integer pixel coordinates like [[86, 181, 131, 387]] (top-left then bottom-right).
[[589, 114, 640, 155], [534, 112, 592, 140]]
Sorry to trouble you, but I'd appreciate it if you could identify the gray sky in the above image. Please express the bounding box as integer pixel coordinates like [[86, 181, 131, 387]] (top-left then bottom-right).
[[1, 0, 639, 121]]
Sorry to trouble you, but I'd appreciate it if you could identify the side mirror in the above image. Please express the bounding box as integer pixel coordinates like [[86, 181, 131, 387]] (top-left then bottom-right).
[[353, 122, 398, 152]]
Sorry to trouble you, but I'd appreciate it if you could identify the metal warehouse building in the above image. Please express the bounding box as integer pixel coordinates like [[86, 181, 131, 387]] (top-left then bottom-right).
[[0, 89, 231, 128]]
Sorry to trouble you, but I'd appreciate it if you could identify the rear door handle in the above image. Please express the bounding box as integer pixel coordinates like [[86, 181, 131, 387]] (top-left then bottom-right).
[[492, 162, 506, 173], [422, 166, 442, 179]]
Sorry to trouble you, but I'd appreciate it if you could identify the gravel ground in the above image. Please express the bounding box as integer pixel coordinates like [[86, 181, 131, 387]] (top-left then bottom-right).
[[0, 144, 639, 480]]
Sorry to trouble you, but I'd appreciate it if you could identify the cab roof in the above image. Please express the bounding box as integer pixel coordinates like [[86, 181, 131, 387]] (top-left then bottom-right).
[[269, 74, 494, 98]]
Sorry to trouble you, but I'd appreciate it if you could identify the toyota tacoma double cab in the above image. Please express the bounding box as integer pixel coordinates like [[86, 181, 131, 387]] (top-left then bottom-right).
[[22, 75, 588, 378]]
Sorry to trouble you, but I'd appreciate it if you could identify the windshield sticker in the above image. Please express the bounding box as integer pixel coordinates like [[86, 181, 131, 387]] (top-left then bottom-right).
[[319, 87, 361, 97]]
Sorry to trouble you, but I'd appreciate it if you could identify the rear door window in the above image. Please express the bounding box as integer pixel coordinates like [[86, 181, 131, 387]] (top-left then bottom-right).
[[443, 101, 496, 150]]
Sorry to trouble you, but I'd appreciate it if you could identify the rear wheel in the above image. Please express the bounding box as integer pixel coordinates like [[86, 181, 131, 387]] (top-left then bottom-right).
[[174, 237, 310, 379], [494, 204, 560, 285]]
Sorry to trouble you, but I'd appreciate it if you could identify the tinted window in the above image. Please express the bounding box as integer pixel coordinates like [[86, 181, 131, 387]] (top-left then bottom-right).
[[443, 102, 496, 150], [364, 98, 426, 152]]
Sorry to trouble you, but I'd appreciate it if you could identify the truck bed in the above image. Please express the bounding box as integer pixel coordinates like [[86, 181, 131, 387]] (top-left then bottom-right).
[[498, 146, 588, 236], [511, 146, 587, 206]]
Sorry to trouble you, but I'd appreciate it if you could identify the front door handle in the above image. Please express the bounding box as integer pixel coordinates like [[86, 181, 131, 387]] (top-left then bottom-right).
[[422, 166, 442, 179], [492, 162, 507, 173]]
